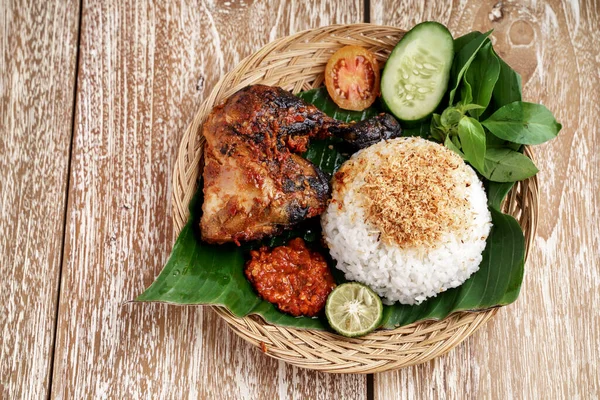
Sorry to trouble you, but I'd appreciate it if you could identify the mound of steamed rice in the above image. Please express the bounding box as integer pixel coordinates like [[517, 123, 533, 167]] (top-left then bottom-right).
[[321, 137, 492, 305]]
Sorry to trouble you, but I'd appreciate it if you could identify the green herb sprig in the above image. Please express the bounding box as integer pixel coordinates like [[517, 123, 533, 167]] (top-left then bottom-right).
[[431, 31, 561, 182]]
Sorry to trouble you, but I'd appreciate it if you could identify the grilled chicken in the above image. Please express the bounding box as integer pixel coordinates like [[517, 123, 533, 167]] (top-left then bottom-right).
[[201, 84, 401, 244]]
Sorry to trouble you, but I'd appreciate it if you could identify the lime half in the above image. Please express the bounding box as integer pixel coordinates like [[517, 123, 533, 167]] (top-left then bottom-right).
[[325, 283, 383, 337]]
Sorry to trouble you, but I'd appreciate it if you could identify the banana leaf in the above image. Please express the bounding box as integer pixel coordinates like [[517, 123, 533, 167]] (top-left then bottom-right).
[[137, 87, 525, 331]]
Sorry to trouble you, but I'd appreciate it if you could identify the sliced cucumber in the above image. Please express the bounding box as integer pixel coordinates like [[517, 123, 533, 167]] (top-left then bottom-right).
[[381, 21, 454, 122]]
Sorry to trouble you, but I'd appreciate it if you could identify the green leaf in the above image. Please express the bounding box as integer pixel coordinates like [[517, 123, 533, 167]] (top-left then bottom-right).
[[454, 31, 483, 54], [136, 218, 257, 311], [460, 103, 486, 112], [430, 113, 444, 141], [448, 30, 493, 105], [482, 101, 562, 145], [485, 129, 521, 151], [402, 118, 431, 139], [486, 181, 515, 209], [486, 129, 510, 148], [460, 78, 473, 105], [380, 207, 525, 328], [482, 147, 539, 182], [465, 41, 500, 118], [297, 87, 380, 122], [458, 116, 486, 172], [444, 134, 465, 158], [492, 55, 522, 108], [441, 107, 462, 127], [451, 134, 462, 150], [137, 190, 329, 330], [303, 137, 347, 175]]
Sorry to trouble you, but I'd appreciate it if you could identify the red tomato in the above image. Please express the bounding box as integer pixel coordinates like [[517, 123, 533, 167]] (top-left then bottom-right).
[[325, 45, 380, 111]]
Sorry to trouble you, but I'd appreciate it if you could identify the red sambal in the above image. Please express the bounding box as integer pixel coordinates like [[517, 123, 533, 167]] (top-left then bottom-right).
[[244, 238, 336, 317]]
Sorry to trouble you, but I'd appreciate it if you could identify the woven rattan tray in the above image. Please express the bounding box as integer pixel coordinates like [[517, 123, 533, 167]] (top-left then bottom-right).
[[171, 24, 539, 373]]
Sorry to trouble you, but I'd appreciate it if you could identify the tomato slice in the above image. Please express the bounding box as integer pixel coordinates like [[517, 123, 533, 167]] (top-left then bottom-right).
[[325, 45, 380, 111]]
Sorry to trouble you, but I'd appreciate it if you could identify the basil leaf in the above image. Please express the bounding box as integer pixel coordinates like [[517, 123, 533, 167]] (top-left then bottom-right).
[[444, 134, 465, 158], [482, 101, 562, 145], [492, 54, 522, 108], [451, 134, 462, 150], [486, 129, 521, 150], [441, 106, 462, 127], [430, 113, 444, 141], [465, 41, 500, 118], [454, 31, 483, 54], [482, 147, 539, 182], [458, 116, 486, 172], [486, 181, 515, 210], [448, 30, 493, 105], [460, 103, 486, 112], [460, 80, 473, 105]]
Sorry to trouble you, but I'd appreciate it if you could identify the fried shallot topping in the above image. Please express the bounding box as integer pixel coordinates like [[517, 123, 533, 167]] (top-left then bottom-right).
[[360, 142, 471, 248]]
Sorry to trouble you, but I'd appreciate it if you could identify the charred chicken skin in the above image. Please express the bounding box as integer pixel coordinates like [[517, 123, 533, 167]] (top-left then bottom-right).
[[201, 84, 401, 244]]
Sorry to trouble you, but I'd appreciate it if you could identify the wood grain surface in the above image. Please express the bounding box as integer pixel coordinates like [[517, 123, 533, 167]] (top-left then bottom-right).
[[49, 1, 367, 399], [371, 0, 600, 398], [0, 0, 79, 399], [2, 0, 598, 398]]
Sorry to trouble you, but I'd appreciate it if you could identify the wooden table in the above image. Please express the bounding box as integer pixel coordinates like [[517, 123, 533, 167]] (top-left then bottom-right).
[[2, 0, 598, 398]]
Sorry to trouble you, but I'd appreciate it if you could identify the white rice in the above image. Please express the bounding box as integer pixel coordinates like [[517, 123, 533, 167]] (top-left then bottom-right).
[[321, 137, 492, 305]]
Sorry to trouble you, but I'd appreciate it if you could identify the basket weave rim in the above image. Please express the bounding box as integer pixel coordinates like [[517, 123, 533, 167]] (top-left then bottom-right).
[[171, 23, 539, 373]]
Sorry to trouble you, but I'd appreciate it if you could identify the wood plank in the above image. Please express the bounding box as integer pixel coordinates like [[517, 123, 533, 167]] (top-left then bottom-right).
[[371, 0, 600, 398], [0, 0, 79, 398], [50, 1, 367, 398]]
